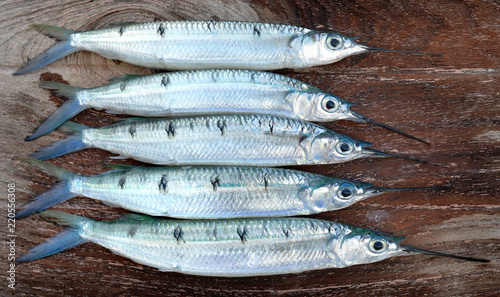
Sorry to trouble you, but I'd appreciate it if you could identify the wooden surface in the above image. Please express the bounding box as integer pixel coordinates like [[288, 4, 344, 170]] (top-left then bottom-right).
[[1, 0, 499, 296]]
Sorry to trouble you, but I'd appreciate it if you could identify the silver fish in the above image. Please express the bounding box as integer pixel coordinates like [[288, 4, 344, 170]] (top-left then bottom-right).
[[16, 159, 443, 219], [29, 115, 433, 166], [26, 69, 427, 144], [17, 211, 488, 277], [14, 22, 438, 75]]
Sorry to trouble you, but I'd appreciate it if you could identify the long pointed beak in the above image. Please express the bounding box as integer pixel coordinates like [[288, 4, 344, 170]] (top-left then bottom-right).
[[362, 148, 444, 165], [349, 110, 430, 145], [366, 185, 450, 195], [358, 44, 442, 57], [401, 245, 490, 263]]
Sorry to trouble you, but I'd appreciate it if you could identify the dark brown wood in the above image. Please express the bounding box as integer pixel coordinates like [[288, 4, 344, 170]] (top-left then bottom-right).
[[1, 0, 499, 296]]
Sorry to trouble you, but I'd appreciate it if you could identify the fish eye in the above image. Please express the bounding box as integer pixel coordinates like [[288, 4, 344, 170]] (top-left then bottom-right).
[[326, 35, 344, 50], [336, 140, 353, 155], [337, 184, 355, 200], [369, 236, 388, 253], [321, 97, 339, 112]]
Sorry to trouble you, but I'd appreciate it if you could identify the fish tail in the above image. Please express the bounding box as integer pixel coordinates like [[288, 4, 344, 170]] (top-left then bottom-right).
[[29, 122, 89, 160], [37, 81, 83, 99], [16, 159, 78, 219], [14, 24, 79, 75], [57, 121, 88, 133], [16, 210, 90, 262], [25, 82, 86, 141]]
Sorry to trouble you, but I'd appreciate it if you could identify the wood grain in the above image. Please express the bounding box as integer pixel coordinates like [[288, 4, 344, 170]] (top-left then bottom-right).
[[0, 0, 499, 296]]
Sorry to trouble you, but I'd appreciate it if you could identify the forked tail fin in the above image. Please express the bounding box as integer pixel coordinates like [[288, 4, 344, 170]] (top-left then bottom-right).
[[29, 122, 89, 160], [14, 24, 79, 75], [25, 82, 86, 141], [16, 159, 78, 219], [16, 210, 90, 262]]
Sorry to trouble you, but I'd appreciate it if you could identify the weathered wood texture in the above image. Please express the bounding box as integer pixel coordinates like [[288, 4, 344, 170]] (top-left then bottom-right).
[[1, 0, 499, 296]]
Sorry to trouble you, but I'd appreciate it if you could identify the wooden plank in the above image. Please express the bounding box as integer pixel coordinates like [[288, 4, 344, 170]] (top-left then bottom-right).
[[0, 0, 499, 296]]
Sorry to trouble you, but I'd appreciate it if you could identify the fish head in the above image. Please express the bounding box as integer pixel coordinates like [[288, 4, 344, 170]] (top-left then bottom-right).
[[331, 180, 376, 208], [328, 227, 405, 267], [309, 180, 374, 211], [309, 132, 371, 164], [319, 181, 448, 212], [293, 91, 358, 122], [297, 31, 369, 66]]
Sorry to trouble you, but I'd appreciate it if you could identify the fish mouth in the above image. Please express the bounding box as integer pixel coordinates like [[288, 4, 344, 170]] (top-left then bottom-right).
[[355, 43, 442, 57], [361, 148, 444, 165], [400, 245, 489, 263], [364, 185, 451, 196], [345, 38, 372, 56], [348, 110, 429, 145]]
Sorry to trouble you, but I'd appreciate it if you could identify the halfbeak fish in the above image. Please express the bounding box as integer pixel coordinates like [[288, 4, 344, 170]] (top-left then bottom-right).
[[14, 21, 441, 75], [16, 159, 446, 219], [24, 69, 427, 144], [16, 211, 488, 277], [28, 115, 438, 166]]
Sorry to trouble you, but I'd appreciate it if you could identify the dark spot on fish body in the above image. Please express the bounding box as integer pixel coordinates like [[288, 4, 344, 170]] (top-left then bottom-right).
[[174, 226, 184, 243], [253, 26, 261, 37], [213, 226, 218, 240], [159, 175, 168, 192], [255, 116, 262, 127], [128, 226, 138, 237], [237, 226, 248, 243], [207, 23, 212, 32], [206, 119, 211, 129], [189, 121, 195, 130], [269, 120, 274, 134], [161, 76, 169, 87], [118, 176, 126, 189], [217, 119, 227, 136], [262, 173, 269, 191], [118, 27, 125, 36], [211, 177, 220, 191], [250, 72, 256, 84], [120, 82, 126, 91], [158, 24, 165, 37], [128, 125, 136, 137], [165, 122, 175, 137], [282, 226, 290, 239], [299, 135, 308, 145], [309, 220, 319, 231], [327, 223, 337, 234]]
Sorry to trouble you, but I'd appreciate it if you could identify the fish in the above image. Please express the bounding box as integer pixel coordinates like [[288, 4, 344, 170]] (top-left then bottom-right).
[[16, 159, 445, 219], [29, 115, 435, 166], [13, 21, 439, 75], [16, 210, 488, 277], [26, 69, 427, 144]]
